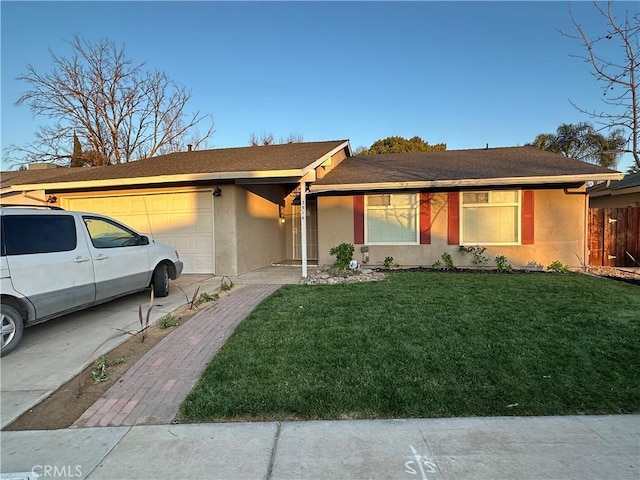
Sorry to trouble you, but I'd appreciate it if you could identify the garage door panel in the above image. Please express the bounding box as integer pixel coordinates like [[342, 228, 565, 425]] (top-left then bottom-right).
[[65, 191, 214, 274]]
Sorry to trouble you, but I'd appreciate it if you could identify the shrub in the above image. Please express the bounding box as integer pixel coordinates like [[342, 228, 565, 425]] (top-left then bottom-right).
[[383, 256, 394, 268], [329, 243, 355, 270], [459, 245, 489, 265], [495, 255, 513, 272], [548, 260, 570, 274], [158, 314, 178, 329], [433, 252, 455, 271]]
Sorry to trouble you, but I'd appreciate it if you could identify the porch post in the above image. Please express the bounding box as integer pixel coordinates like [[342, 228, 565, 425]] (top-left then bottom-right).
[[300, 180, 308, 278]]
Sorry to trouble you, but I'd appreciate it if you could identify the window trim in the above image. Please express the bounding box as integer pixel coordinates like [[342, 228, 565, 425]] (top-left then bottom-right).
[[364, 193, 420, 245], [459, 190, 522, 246]]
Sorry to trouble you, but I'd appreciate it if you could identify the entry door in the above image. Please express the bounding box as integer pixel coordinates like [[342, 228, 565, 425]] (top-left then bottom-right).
[[292, 200, 318, 260]]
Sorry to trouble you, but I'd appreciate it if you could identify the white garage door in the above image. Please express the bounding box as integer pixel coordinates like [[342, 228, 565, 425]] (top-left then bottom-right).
[[64, 190, 215, 274]]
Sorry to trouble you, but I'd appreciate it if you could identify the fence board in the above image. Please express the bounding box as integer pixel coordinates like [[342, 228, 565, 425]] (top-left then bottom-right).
[[626, 208, 640, 266], [589, 208, 604, 266]]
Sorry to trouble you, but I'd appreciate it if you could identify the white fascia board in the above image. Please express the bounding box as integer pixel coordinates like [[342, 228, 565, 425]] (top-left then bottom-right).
[[308, 172, 625, 193], [300, 141, 351, 177], [10, 169, 305, 191]]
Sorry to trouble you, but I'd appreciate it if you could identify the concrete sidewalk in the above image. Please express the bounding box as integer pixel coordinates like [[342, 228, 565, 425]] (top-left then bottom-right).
[[2, 415, 638, 479]]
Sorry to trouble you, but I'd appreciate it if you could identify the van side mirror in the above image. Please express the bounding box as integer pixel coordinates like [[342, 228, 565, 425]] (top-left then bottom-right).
[[139, 235, 150, 245]]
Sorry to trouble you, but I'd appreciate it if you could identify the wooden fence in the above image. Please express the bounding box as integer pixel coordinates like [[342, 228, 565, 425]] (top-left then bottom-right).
[[588, 207, 640, 267]]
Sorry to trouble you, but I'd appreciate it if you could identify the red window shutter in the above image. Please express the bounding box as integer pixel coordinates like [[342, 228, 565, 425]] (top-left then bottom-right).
[[420, 193, 431, 244], [522, 190, 534, 244], [447, 192, 460, 245], [353, 195, 365, 244]]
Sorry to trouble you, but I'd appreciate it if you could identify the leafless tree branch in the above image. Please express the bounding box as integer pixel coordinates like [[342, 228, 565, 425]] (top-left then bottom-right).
[[5, 35, 214, 166]]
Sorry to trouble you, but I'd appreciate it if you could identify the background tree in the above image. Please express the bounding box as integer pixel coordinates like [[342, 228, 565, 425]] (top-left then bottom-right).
[[248, 132, 303, 146], [529, 122, 626, 168], [70, 133, 84, 167], [360, 136, 446, 155], [5, 35, 214, 166], [563, 1, 640, 169]]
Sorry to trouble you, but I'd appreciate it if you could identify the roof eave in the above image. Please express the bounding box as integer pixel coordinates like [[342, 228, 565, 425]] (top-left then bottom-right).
[[300, 141, 351, 178], [10, 169, 307, 191], [309, 172, 624, 194]]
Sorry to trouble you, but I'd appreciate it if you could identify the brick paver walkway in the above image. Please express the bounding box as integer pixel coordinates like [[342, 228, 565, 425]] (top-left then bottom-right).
[[72, 284, 281, 427]]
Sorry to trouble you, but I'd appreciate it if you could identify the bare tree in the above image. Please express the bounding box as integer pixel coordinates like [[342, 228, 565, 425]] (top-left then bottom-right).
[[281, 133, 304, 144], [248, 132, 305, 146], [5, 35, 214, 166], [563, 1, 640, 168]]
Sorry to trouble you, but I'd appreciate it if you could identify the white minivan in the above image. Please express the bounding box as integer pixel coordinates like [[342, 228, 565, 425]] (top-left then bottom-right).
[[0, 205, 184, 356]]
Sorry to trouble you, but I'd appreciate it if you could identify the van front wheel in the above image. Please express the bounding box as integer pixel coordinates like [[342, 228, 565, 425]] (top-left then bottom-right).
[[152, 264, 170, 297], [1, 304, 24, 357]]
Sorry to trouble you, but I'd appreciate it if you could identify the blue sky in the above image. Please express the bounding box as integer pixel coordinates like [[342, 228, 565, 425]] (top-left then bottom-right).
[[1, 1, 637, 171]]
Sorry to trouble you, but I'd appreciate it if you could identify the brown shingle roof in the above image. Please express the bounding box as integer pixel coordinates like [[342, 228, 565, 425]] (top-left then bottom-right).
[[3, 140, 349, 188], [313, 146, 620, 188], [0, 167, 83, 190]]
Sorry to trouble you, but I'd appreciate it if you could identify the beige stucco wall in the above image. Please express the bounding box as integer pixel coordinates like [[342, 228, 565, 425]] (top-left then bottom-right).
[[317, 189, 588, 270], [213, 184, 287, 275]]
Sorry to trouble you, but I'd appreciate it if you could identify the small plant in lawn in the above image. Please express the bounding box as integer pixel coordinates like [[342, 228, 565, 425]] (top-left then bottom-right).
[[495, 255, 513, 272], [329, 243, 355, 270], [459, 245, 489, 265], [383, 256, 394, 269], [548, 260, 570, 274], [159, 314, 178, 329]]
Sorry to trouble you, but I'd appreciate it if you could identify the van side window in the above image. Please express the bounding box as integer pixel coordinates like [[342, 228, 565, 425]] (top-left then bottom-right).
[[1, 215, 77, 255], [84, 217, 140, 248]]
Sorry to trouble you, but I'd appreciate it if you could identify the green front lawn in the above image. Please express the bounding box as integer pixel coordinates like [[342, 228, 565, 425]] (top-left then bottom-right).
[[178, 272, 639, 422]]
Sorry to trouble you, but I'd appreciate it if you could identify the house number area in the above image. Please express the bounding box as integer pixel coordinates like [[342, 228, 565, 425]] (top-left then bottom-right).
[[404, 444, 439, 479]]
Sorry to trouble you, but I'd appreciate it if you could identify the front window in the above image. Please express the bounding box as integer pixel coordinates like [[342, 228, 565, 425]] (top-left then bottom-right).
[[366, 193, 419, 244], [461, 190, 520, 244]]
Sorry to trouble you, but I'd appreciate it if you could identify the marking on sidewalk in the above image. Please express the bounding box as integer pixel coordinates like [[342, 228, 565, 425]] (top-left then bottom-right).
[[404, 445, 437, 480]]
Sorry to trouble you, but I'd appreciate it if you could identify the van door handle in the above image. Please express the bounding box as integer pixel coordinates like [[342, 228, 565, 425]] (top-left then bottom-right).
[[94, 254, 109, 261], [74, 256, 90, 263]]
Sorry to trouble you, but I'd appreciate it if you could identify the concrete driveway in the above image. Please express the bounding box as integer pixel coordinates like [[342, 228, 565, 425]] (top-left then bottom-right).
[[0, 274, 223, 429], [0, 266, 303, 429]]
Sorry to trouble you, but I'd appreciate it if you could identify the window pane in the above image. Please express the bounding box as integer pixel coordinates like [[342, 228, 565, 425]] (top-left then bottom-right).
[[492, 191, 518, 203], [84, 217, 138, 248], [368, 194, 390, 207], [463, 206, 518, 243], [2, 215, 77, 255], [366, 193, 418, 243], [463, 192, 489, 204], [390, 194, 417, 207]]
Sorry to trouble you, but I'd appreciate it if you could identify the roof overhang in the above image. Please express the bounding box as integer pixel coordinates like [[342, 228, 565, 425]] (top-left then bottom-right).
[[309, 172, 625, 194], [6, 169, 309, 192], [4, 140, 353, 193]]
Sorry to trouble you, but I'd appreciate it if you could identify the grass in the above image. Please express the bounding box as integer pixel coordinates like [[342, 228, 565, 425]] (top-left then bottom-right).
[[177, 272, 640, 422]]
